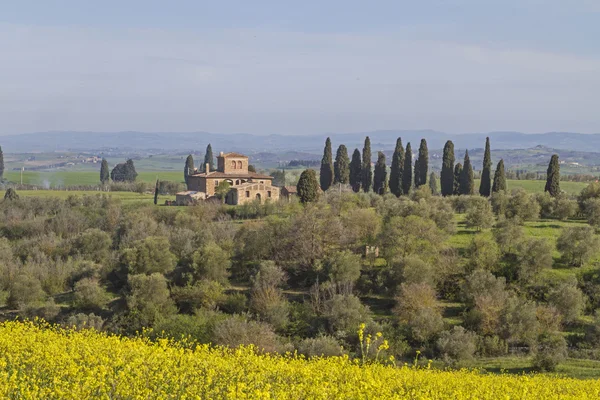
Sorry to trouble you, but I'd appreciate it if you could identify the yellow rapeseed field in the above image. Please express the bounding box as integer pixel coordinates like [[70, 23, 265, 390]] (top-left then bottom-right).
[[0, 321, 598, 399]]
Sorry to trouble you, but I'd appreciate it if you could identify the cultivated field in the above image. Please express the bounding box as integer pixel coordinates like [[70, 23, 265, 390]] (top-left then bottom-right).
[[0, 320, 598, 399], [0, 190, 174, 205], [2, 170, 183, 187]]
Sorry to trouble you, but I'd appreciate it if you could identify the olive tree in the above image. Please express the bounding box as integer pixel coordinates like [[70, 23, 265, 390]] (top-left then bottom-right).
[[556, 226, 600, 267]]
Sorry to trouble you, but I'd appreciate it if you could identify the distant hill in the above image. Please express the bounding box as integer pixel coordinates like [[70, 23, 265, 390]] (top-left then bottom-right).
[[1, 130, 600, 153]]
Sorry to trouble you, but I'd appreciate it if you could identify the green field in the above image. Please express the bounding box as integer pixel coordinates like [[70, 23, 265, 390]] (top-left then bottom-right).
[[473, 179, 588, 195], [2, 169, 592, 195], [3, 170, 183, 187], [0, 190, 174, 205]]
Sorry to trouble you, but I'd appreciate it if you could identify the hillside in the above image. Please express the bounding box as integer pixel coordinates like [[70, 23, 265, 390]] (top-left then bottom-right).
[[2, 130, 600, 153]]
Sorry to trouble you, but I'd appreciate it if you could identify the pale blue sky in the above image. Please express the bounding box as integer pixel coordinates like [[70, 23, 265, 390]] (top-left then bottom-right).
[[1, 0, 599, 135]]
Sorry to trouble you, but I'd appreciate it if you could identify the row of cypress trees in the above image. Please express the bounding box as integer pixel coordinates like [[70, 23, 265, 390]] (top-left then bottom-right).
[[319, 136, 505, 197], [320, 136, 430, 195], [440, 137, 506, 197]]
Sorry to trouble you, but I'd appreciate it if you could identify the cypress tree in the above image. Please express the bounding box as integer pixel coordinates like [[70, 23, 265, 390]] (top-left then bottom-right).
[[429, 172, 438, 195], [100, 158, 109, 184], [349, 149, 362, 193], [402, 142, 413, 195], [453, 163, 463, 195], [125, 159, 138, 182], [0, 145, 4, 180], [492, 159, 507, 193], [297, 169, 320, 203], [388, 138, 405, 197], [4, 188, 18, 201], [204, 144, 214, 172], [479, 137, 492, 196], [320, 138, 334, 191], [414, 139, 428, 187], [459, 150, 474, 195], [373, 151, 388, 195], [184, 155, 194, 185], [154, 180, 159, 205], [361, 137, 373, 192], [545, 154, 561, 197], [334, 144, 350, 185], [441, 141, 455, 196]]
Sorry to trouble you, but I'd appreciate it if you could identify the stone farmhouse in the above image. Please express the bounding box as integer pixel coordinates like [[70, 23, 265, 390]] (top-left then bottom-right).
[[183, 152, 280, 205]]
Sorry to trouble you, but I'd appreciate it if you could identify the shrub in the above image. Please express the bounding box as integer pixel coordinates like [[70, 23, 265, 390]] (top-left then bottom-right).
[[220, 292, 248, 314], [436, 326, 478, 367], [556, 226, 600, 267], [126, 273, 177, 327], [213, 314, 283, 353], [8, 274, 46, 310], [394, 283, 444, 343], [506, 189, 540, 221], [298, 336, 344, 358], [324, 294, 372, 338], [464, 197, 494, 230], [493, 218, 524, 254], [152, 310, 225, 344], [73, 278, 110, 311], [64, 313, 105, 331], [515, 238, 553, 281], [171, 280, 225, 313], [583, 198, 600, 227], [548, 281, 585, 324], [192, 242, 231, 285], [532, 332, 568, 372], [467, 234, 500, 272], [477, 335, 508, 357], [397, 255, 436, 286], [122, 236, 177, 275]]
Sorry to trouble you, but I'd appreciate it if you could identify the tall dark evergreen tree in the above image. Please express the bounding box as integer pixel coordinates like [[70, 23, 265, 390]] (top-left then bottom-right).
[[110, 159, 137, 182], [414, 139, 428, 188], [492, 159, 506, 193], [479, 137, 492, 197], [361, 137, 373, 192], [373, 152, 388, 195], [320, 138, 334, 191], [545, 154, 561, 197], [204, 144, 214, 172], [402, 143, 413, 194], [124, 159, 138, 182], [334, 145, 350, 185], [441, 141, 455, 196], [429, 172, 438, 195], [453, 163, 463, 195], [349, 149, 362, 193], [154, 180, 159, 205], [0, 145, 4, 180], [297, 169, 320, 204], [100, 159, 109, 184], [388, 138, 405, 197], [184, 155, 194, 185], [459, 150, 474, 195]]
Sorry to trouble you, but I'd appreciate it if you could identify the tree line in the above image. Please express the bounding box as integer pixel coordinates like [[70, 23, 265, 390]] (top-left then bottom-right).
[[297, 136, 562, 204]]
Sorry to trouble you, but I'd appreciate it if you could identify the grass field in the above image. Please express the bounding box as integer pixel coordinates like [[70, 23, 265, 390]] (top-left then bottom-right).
[[3, 170, 183, 187], [2, 169, 591, 194], [473, 178, 588, 195], [0, 189, 175, 205]]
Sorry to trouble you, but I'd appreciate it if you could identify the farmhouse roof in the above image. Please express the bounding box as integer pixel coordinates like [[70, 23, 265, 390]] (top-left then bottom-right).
[[190, 171, 273, 180], [219, 152, 248, 158]]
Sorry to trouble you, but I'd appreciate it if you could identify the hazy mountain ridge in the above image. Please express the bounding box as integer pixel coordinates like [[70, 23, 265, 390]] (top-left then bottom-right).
[[2, 130, 600, 153]]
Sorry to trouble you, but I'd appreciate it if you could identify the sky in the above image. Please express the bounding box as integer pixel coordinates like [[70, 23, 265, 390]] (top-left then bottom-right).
[[1, 0, 600, 135]]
